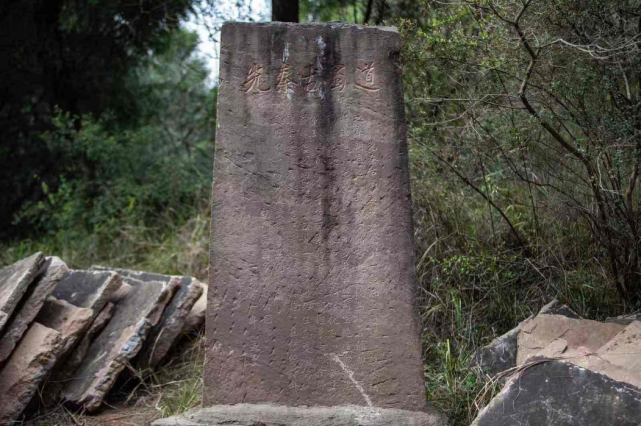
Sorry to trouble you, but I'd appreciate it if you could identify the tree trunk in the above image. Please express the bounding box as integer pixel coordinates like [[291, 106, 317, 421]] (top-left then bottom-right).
[[272, 0, 299, 22]]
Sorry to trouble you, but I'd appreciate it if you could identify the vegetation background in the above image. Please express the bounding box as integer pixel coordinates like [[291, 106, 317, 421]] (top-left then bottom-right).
[[1, 0, 639, 425]]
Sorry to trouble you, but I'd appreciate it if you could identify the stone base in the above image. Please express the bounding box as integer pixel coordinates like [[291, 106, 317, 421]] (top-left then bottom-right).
[[152, 404, 446, 426]]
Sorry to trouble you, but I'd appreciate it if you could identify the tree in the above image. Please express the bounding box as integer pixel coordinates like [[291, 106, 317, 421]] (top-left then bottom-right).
[[0, 0, 195, 237], [402, 0, 641, 303]]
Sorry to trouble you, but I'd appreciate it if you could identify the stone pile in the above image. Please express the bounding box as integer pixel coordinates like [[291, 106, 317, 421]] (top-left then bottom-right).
[[0, 252, 206, 423], [473, 300, 641, 425]]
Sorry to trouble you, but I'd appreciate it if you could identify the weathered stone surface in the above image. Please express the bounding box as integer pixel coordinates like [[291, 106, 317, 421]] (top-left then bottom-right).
[[153, 404, 446, 426], [471, 360, 641, 426], [0, 322, 63, 424], [0, 252, 44, 334], [137, 277, 203, 368], [53, 269, 122, 316], [182, 282, 207, 332], [0, 256, 68, 362], [64, 278, 177, 411], [206, 22, 426, 412], [517, 314, 625, 365], [474, 316, 531, 377], [66, 302, 116, 374], [35, 297, 93, 354], [538, 299, 580, 319], [90, 267, 204, 369], [598, 320, 641, 371], [45, 302, 116, 403]]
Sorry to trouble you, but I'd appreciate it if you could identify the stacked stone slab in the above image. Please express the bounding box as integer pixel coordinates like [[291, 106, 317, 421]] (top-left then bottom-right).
[[472, 301, 641, 425], [157, 22, 444, 426], [0, 254, 206, 420], [90, 266, 204, 369], [0, 256, 68, 362], [63, 274, 177, 411]]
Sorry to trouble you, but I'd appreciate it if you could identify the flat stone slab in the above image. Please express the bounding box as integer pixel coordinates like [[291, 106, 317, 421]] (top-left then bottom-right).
[[45, 301, 116, 403], [517, 314, 625, 365], [52, 269, 122, 316], [0, 322, 63, 424], [36, 296, 93, 355], [91, 267, 203, 369], [63, 278, 177, 411], [0, 252, 44, 334], [153, 404, 445, 426], [206, 22, 427, 412], [0, 256, 68, 362], [471, 360, 641, 426]]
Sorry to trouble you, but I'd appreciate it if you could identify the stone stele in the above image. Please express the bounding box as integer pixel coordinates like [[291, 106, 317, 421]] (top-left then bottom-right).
[[156, 22, 442, 426]]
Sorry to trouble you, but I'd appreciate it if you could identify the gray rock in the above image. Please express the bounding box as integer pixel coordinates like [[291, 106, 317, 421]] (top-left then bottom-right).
[[475, 300, 582, 376], [474, 316, 532, 377], [63, 278, 177, 411], [0, 256, 68, 362], [538, 299, 580, 319], [152, 404, 446, 426], [91, 267, 204, 369], [471, 360, 641, 426], [605, 313, 641, 325], [52, 269, 122, 316], [0, 322, 63, 424], [0, 252, 44, 334], [206, 22, 427, 412]]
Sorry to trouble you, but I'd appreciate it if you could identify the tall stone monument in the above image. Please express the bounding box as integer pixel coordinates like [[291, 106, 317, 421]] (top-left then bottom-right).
[[156, 22, 443, 426]]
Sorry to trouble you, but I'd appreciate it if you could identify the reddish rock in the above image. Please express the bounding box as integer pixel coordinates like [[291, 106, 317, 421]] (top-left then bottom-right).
[[0, 252, 44, 334], [0, 256, 68, 362], [0, 322, 63, 424], [63, 278, 177, 411]]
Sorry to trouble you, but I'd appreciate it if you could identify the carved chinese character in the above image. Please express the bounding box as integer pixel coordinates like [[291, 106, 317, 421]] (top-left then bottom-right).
[[355, 62, 380, 92], [302, 64, 319, 92], [276, 62, 297, 93], [330, 65, 346, 92], [242, 64, 270, 92]]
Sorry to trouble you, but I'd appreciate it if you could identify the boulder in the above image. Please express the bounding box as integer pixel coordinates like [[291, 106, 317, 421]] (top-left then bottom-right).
[[0, 322, 63, 424], [475, 299, 580, 376], [0, 256, 67, 362], [0, 252, 44, 333], [471, 360, 641, 426], [517, 314, 625, 365]]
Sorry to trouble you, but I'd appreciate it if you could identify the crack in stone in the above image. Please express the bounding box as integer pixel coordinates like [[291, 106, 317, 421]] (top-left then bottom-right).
[[330, 353, 373, 407]]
